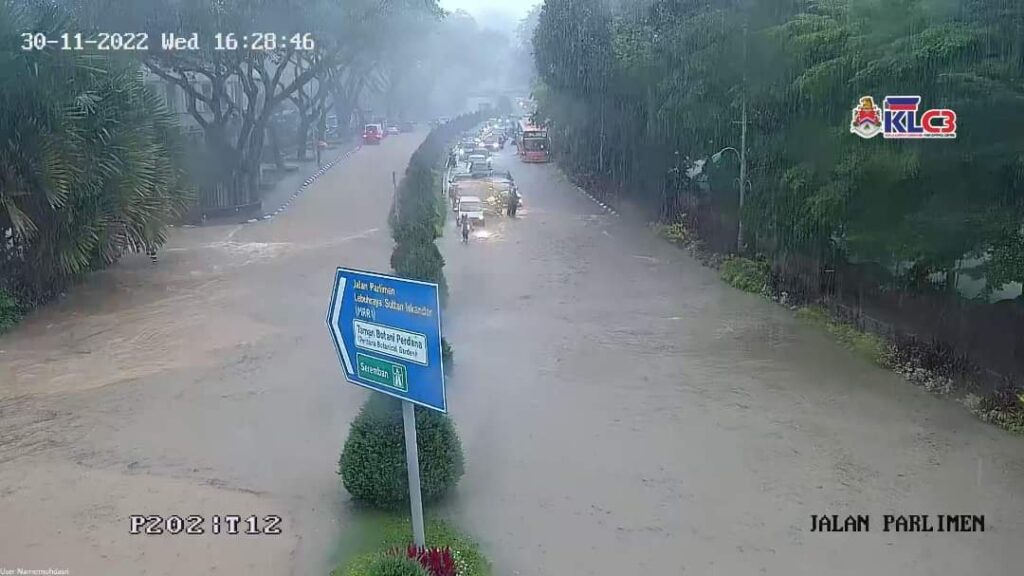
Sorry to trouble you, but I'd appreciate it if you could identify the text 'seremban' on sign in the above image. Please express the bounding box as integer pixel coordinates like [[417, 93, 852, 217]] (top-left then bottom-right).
[[326, 268, 446, 412]]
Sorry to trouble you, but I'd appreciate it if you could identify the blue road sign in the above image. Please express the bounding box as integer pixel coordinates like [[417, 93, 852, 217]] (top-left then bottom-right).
[[326, 268, 446, 412]]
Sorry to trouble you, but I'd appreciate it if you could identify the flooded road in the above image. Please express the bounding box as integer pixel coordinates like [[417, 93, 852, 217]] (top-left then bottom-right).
[[0, 136, 424, 575], [439, 148, 1024, 575], [2, 135, 1023, 576]]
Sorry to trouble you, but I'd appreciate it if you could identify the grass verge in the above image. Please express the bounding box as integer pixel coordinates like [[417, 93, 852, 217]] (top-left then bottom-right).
[[645, 218, 1024, 435], [330, 513, 491, 576], [796, 306, 891, 367]]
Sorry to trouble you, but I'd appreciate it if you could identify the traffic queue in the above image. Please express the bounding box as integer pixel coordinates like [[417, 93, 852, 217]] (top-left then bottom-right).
[[446, 119, 523, 242]]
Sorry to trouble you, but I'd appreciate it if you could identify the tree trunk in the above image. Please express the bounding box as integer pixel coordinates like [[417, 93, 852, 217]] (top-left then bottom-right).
[[267, 123, 286, 170], [296, 116, 312, 161]]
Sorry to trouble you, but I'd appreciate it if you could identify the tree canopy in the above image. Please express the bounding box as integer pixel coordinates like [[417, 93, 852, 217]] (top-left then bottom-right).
[[532, 0, 1024, 297]]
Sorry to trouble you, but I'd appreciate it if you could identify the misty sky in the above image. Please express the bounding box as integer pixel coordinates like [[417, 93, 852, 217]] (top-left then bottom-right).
[[439, 0, 539, 19]]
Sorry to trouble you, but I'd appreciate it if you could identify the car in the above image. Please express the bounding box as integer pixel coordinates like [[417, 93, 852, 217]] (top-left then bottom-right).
[[469, 149, 493, 164], [468, 158, 492, 176], [457, 195, 485, 226], [387, 125, 400, 136], [399, 121, 415, 133], [482, 135, 501, 151], [362, 124, 383, 145]]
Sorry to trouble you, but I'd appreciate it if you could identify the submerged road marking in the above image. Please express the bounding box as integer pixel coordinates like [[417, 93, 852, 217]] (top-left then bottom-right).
[[307, 228, 381, 250]]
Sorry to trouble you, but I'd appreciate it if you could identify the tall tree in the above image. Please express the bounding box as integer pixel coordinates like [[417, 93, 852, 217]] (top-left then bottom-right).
[[0, 0, 191, 299]]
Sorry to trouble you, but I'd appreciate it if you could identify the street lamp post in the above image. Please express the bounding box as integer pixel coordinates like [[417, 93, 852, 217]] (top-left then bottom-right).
[[711, 97, 748, 253], [711, 19, 751, 253]]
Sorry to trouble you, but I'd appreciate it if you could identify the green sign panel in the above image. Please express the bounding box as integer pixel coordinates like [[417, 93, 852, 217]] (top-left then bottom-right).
[[356, 353, 408, 392]]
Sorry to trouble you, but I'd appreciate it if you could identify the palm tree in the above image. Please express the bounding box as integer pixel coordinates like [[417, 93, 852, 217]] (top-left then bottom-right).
[[0, 0, 192, 302]]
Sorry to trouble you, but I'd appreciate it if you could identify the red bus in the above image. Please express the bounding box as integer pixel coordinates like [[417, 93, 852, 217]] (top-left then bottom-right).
[[517, 119, 550, 163]]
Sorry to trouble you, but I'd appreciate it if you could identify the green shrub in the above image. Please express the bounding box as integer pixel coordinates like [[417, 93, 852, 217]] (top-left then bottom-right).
[[0, 288, 23, 334], [441, 338, 453, 365], [650, 222, 690, 245], [390, 241, 449, 307], [720, 256, 769, 294], [363, 553, 430, 576], [388, 111, 484, 309], [331, 516, 491, 576], [391, 241, 445, 284], [339, 395, 464, 510], [974, 389, 1024, 433], [390, 185, 442, 245]]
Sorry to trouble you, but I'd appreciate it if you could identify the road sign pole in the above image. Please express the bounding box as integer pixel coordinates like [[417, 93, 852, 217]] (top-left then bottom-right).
[[326, 267, 446, 546], [402, 400, 426, 547]]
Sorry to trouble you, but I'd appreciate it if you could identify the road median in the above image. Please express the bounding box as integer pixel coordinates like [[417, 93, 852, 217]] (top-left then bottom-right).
[[332, 112, 493, 575]]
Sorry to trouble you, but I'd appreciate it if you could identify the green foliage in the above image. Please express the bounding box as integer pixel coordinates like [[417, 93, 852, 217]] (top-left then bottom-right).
[[332, 516, 491, 576], [533, 0, 1024, 292], [0, 288, 23, 334], [650, 222, 691, 245], [0, 0, 191, 303], [389, 111, 485, 309], [441, 337, 453, 365], [720, 256, 769, 294], [391, 241, 447, 288], [797, 306, 892, 367], [338, 395, 464, 510], [973, 390, 1024, 434], [360, 554, 430, 576]]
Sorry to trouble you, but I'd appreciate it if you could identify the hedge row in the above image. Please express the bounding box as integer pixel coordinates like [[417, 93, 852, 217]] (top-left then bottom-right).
[[336, 114, 491, 575], [388, 112, 486, 307], [339, 113, 485, 509]]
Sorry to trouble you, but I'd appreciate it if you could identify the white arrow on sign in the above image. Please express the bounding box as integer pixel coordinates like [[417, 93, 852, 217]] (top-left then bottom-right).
[[328, 275, 354, 375]]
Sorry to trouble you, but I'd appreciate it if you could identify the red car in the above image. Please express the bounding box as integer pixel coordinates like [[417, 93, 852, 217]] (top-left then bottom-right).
[[362, 124, 383, 145]]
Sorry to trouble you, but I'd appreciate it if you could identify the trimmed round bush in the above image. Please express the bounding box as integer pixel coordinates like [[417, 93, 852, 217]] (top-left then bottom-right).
[[339, 394, 464, 509], [390, 241, 445, 283], [391, 240, 449, 306], [365, 553, 430, 576]]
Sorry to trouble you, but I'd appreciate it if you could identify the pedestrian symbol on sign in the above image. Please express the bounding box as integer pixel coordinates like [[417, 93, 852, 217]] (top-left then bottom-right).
[[393, 365, 407, 392]]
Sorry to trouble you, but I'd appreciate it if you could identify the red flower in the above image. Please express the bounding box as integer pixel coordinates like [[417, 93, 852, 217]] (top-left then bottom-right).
[[405, 544, 457, 576]]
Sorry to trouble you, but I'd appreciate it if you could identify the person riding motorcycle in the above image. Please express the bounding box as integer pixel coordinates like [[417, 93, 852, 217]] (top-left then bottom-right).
[[461, 213, 470, 242]]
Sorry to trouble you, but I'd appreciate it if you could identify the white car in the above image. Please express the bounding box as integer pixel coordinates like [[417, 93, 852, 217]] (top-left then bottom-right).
[[457, 195, 485, 226], [386, 125, 400, 135], [468, 160, 491, 176]]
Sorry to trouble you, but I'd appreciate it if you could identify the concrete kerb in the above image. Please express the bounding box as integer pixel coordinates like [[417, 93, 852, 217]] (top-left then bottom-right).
[[251, 146, 362, 223], [167, 145, 362, 229], [575, 185, 619, 217]]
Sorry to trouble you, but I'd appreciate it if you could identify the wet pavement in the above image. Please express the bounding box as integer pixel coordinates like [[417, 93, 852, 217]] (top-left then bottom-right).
[[0, 136, 1022, 576], [0, 133, 423, 576], [438, 148, 1024, 575]]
